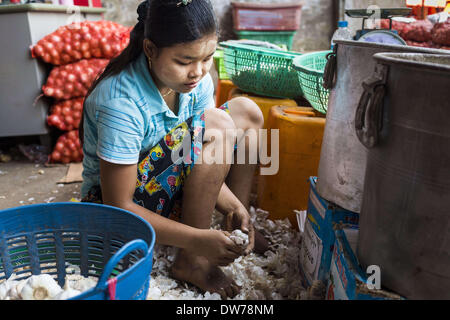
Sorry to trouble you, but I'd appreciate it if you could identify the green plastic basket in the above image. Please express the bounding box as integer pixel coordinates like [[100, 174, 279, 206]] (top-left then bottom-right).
[[235, 30, 296, 50], [213, 49, 230, 80], [293, 51, 332, 114], [220, 41, 303, 99]]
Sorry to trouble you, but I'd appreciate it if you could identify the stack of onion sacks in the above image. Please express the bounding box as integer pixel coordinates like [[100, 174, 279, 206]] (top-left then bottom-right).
[[31, 20, 130, 164]]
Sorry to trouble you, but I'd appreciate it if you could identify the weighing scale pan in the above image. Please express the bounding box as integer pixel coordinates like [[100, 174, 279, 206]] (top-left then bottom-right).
[[345, 8, 412, 19]]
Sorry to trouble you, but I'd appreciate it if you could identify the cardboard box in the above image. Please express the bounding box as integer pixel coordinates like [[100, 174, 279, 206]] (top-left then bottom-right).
[[325, 229, 404, 300], [299, 177, 359, 288]]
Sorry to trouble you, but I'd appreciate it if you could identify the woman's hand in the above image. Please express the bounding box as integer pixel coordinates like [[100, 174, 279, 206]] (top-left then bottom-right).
[[193, 229, 244, 266], [223, 206, 255, 255]]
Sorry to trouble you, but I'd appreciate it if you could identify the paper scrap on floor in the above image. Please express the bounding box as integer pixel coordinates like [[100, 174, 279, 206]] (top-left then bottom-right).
[[58, 163, 83, 184]]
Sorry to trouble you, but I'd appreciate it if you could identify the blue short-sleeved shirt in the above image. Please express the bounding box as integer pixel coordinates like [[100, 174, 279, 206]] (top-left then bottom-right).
[[81, 52, 215, 198]]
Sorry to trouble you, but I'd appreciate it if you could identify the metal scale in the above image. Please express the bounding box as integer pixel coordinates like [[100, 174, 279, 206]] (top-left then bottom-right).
[[346, 8, 412, 45]]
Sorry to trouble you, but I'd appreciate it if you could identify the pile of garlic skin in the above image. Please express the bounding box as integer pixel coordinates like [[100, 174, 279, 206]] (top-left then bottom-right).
[[147, 207, 311, 300], [0, 264, 97, 300]]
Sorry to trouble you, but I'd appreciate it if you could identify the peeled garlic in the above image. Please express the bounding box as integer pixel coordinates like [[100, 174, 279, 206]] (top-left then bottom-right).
[[0, 274, 18, 300], [0, 283, 8, 300], [20, 274, 62, 300], [53, 286, 81, 300], [229, 229, 249, 248], [4, 277, 27, 301], [0, 280, 17, 300], [65, 274, 97, 292], [52, 277, 82, 300], [0, 270, 100, 300]]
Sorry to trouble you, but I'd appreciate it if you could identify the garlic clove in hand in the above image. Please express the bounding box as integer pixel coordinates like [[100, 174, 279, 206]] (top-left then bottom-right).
[[229, 229, 249, 248], [20, 274, 62, 300]]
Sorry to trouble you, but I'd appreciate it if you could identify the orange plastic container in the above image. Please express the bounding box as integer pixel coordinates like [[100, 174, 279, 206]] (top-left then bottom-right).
[[257, 106, 326, 229], [229, 88, 298, 128], [216, 79, 237, 108]]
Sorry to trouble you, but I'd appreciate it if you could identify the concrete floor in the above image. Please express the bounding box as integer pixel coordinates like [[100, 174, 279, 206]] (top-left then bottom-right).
[[0, 160, 82, 211]]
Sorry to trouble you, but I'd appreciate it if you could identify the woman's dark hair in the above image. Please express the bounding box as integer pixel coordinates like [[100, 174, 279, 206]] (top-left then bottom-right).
[[79, 0, 218, 143]]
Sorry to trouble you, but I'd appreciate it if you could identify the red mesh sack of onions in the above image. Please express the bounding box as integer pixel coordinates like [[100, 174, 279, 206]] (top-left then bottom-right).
[[402, 20, 433, 43], [42, 58, 108, 100], [50, 130, 83, 164], [380, 19, 408, 38], [31, 20, 130, 65], [47, 98, 84, 131], [405, 40, 434, 48], [432, 19, 450, 46]]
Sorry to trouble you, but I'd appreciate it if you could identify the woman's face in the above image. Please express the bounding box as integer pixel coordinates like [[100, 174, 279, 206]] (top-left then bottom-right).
[[144, 33, 218, 94]]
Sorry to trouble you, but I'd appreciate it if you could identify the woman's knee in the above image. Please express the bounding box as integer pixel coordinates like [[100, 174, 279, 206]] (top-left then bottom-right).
[[228, 97, 264, 129], [204, 107, 237, 132], [203, 108, 237, 148]]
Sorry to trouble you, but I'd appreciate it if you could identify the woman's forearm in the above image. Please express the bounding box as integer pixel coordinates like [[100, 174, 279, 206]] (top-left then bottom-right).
[[215, 183, 245, 215], [99, 160, 201, 250], [121, 201, 200, 250]]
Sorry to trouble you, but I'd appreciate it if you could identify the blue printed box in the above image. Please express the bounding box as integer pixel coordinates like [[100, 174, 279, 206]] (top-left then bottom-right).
[[299, 177, 359, 288], [325, 229, 404, 300]]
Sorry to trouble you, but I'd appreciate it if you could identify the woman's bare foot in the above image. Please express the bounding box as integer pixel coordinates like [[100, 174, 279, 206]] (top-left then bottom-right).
[[169, 249, 240, 299]]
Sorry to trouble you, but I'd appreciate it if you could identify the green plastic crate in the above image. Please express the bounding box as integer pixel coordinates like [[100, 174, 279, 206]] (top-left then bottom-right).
[[235, 30, 296, 51], [293, 51, 331, 114], [213, 49, 230, 80], [220, 41, 303, 99]]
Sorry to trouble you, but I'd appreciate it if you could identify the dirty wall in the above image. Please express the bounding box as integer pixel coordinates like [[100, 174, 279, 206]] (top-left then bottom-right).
[[103, 0, 406, 51]]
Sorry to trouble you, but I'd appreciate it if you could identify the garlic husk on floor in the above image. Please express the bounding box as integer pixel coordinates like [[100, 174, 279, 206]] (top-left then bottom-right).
[[146, 207, 307, 300]]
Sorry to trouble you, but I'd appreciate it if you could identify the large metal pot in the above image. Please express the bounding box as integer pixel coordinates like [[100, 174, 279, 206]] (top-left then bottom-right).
[[318, 40, 448, 213], [356, 53, 450, 300]]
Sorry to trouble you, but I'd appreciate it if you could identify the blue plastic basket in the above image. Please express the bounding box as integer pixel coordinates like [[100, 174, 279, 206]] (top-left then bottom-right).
[[0, 202, 156, 300]]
